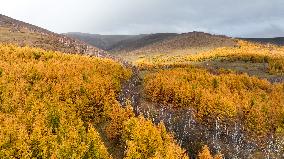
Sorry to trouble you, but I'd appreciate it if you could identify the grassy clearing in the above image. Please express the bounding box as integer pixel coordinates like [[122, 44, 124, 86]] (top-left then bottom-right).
[[134, 41, 284, 82], [114, 47, 214, 63]]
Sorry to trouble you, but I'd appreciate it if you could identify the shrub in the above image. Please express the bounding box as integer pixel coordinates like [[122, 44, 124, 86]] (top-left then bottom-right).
[[144, 67, 284, 136], [122, 116, 189, 159], [0, 44, 188, 158], [198, 145, 223, 159], [0, 44, 132, 158]]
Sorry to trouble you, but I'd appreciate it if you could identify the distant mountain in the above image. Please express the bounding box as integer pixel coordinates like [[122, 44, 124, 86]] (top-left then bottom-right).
[[239, 37, 284, 46], [0, 14, 102, 56], [129, 32, 237, 54], [65, 32, 145, 50], [66, 31, 237, 54], [106, 32, 236, 54], [108, 33, 178, 52]]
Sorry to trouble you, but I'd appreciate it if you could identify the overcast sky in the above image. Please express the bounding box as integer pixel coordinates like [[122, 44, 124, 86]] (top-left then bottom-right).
[[0, 0, 284, 37]]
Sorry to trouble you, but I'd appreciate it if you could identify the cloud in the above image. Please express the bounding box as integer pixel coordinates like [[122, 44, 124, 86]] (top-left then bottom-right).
[[244, 24, 284, 38], [0, 0, 283, 37]]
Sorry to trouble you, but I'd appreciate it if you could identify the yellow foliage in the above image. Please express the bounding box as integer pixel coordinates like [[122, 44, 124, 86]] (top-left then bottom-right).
[[144, 67, 284, 136], [0, 44, 134, 158], [198, 145, 223, 159], [198, 145, 213, 159], [104, 104, 135, 141], [0, 44, 188, 158], [136, 40, 284, 75], [122, 116, 189, 159]]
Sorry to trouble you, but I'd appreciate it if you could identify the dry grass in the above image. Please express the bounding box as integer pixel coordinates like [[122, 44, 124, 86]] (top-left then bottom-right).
[[115, 47, 215, 63]]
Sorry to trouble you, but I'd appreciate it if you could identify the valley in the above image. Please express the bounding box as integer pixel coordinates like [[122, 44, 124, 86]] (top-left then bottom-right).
[[68, 29, 284, 158], [1, 14, 284, 159]]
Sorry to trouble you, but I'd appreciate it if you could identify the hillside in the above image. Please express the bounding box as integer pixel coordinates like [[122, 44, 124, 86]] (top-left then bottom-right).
[[240, 37, 284, 45], [65, 32, 145, 50], [0, 14, 102, 56], [129, 32, 237, 54], [109, 32, 237, 63], [65, 32, 237, 56], [64, 32, 178, 52], [108, 33, 178, 52]]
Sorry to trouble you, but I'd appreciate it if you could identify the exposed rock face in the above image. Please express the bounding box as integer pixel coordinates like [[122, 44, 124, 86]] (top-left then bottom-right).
[[0, 14, 103, 56]]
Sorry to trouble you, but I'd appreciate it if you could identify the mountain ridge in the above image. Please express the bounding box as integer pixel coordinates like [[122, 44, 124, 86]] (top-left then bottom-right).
[[65, 31, 238, 54], [0, 14, 103, 56], [239, 37, 284, 45], [129, 31, 237, 54], [65, 32, 145, 50]]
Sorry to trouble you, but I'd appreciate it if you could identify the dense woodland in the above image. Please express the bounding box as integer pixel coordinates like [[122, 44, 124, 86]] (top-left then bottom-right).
[[0, 44, 194, 158], [1, 38, 284, 158]]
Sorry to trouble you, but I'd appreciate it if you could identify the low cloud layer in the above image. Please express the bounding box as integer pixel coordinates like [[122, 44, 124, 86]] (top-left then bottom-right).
[[1, 0, 283, 37]]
